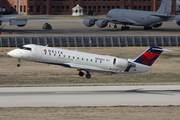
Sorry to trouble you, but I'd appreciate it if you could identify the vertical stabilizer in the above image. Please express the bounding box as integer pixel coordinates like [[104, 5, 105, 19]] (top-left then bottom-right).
[[134, 47, 163, 66], [156, 0, 172, 14]]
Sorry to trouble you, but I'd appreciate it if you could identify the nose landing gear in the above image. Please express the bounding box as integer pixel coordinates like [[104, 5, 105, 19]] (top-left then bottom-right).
[[17, 59, 21, 67]]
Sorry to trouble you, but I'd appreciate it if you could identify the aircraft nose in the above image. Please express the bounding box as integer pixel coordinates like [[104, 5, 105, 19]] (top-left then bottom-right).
[[7, 50, 21, 58], [7, 51, 13, 56]]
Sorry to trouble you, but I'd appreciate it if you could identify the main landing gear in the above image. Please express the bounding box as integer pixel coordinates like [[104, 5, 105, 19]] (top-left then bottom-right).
[[144, 26, 152, 30], [78, 70, 91, 79], [113, 24, 117, 28], [17, 59, 21, 67], [121, 25, 130, 30]]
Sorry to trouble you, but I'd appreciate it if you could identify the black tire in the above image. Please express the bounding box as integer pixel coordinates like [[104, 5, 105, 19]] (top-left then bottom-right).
[[86, 74, 91, 79], [121, 26, 125, 30], [17, 64, 20, 67], [79, 72, 84, 77]]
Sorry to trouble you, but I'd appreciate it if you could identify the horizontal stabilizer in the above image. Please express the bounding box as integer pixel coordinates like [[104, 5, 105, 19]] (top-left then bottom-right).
[[152, 48, 173, 52], [150, 14, 171, 19]]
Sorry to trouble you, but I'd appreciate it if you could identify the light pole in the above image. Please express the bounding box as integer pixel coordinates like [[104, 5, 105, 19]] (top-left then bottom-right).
[[18, 0, 20, 14], [0, 0, 1, 11]]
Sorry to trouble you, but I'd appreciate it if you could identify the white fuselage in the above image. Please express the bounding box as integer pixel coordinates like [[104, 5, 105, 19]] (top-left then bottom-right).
[[7, 44, 151, 74]]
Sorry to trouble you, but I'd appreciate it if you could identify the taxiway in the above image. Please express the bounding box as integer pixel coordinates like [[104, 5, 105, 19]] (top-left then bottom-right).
[[0, 20, 180, 37]]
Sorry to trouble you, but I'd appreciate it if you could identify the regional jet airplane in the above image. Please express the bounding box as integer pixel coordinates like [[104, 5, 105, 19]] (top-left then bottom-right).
[[0, 14, 52, 29], [83, 0, 180, 30], [7, 44, 171, 78]]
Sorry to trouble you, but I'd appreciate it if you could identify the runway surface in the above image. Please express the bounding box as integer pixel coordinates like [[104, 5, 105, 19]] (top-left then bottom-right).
[[0, 85, 180, 107], [1, 19, 180, 37]]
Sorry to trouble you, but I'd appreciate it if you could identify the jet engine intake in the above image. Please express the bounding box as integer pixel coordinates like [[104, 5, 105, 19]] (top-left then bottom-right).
[[113, 58, 128, 68], [152, 23, 162, 28], [176, 20, 180, 26], [17, 24, 26, 27], [96, 20, 108, 28], [83, 18, 95, 27]]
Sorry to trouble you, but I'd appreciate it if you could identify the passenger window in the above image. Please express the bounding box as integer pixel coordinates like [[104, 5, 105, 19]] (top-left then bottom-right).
[[59, 54, 61, 57], [68, 56, 70, 58], [95, 60, 97, 62], [82, 58, 84, 60], [86, 58, 88, 61], [64, 55, 65, 58], [100, 61, 102, 63], [73, 56, 75, 59], [49, 53, 51, 55], [54, 54, 56, 56], [91, 59, 92, 62]]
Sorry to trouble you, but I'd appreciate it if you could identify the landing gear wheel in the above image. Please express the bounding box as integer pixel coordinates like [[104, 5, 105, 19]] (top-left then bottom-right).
[[17, 64, 21, 67], [79, 72, 84, 77], [17, 59, 21, 67], [144, 26, 152, 30], [121, 26, 130, 30], [113, 24, 117, 28], [86, 74, 91, 79]]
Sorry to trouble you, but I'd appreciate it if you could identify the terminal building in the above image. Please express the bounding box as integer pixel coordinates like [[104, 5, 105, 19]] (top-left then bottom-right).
[[0, 0, 177, 15]]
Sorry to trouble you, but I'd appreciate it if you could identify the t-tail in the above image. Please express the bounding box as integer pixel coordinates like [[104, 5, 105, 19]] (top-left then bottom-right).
[[156, 0, 172, 14], [134, 46, 172, 66]]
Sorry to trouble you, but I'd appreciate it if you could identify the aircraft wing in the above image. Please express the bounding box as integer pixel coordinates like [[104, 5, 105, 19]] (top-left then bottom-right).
[[0, 14, 23, 18], [0, 17, 53, 22], [65, 63, 118, 73], [82, 17, 137, 25], [172, 15, 180, 21]]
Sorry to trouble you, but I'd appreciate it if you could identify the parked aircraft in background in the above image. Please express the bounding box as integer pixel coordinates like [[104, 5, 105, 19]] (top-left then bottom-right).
[[7, 44, 171, 79], [0, 14, 53, 29], [83, 0, 180, 30]]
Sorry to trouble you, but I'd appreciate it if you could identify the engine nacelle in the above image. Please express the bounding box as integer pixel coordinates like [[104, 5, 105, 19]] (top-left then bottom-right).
[[152, 23, 162, 28], [9, 19, 27, 26], [176, 20, 180, 26], [96, 20, 108, 28], [17, 24, 26, 27], [83, 18, 95, 27], [113, 58, 128, 68]]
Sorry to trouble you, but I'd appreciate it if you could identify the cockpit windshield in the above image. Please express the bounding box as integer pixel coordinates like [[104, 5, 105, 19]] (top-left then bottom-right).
[[19, 47, 32, 51]]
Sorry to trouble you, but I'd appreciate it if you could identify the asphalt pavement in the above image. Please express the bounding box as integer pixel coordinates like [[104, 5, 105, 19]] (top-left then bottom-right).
[[0, 85, 180, 107]]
